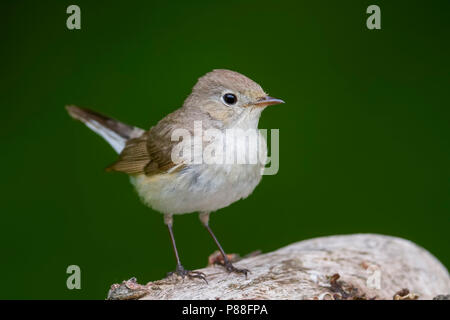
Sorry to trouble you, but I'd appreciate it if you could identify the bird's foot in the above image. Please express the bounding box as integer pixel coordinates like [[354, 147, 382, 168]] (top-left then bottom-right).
[[167, 264, 208, 284], [224, 261, 250, 278]]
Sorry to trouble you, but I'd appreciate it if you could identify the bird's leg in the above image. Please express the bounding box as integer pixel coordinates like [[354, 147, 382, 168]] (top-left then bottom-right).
[[165, 214, 207, 283], [199, 212, 249, 277]]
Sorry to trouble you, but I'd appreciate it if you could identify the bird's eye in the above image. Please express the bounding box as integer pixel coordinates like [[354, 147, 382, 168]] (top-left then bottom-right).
[[222, 93, 237, 105]]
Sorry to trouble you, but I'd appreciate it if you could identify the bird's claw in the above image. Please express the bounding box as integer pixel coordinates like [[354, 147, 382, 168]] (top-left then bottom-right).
[[168, 264, 208, 284], [224, 262, 250, 278]]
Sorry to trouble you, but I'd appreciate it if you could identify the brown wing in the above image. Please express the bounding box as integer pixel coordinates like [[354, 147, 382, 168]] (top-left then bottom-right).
[[144, 133, 180, 175], [106, 134, 150, 174], [107, 107, 208, 176], [106, 129, 184, 176]]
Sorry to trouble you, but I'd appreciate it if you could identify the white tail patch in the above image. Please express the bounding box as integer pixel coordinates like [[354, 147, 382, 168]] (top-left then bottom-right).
[[84, 120, 126, 153]]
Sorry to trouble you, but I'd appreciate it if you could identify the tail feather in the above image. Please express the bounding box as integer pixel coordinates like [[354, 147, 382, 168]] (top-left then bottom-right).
[[66, 105, 145, 153]]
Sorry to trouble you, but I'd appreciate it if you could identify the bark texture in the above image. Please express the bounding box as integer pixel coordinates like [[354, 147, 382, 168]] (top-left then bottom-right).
[[106, 234, 450, 300]]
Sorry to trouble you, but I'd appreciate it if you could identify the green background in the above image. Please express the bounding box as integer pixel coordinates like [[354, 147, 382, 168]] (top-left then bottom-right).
[[1, 0, 448, 299]]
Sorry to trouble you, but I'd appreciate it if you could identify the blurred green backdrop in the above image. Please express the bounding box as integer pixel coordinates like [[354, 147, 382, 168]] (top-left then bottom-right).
[[1, 0, 448, 299]]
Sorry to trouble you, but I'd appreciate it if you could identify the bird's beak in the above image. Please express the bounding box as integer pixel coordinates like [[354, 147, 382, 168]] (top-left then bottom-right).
[[254, 96, 285, 107]]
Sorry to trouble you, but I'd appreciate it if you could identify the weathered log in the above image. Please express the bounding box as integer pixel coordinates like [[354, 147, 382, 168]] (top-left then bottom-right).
[[106, 234, 450, 300]]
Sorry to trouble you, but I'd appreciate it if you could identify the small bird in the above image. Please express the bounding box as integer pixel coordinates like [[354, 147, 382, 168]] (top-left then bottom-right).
[[66, 69, 284, 281]]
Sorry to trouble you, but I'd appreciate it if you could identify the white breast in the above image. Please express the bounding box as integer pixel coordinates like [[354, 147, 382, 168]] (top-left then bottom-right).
[[131, 107, 268, 215], [131, 135, 266, 215]]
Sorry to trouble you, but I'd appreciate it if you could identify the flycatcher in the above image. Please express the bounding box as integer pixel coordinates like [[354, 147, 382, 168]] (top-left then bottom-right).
[[66, 69, 284, 281]]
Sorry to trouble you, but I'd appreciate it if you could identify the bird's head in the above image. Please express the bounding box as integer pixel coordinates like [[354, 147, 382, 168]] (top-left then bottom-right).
[[183, 69, 284, 128]]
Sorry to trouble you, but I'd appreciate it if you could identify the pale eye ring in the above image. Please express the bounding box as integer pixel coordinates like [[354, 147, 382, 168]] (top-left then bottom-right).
[[222, 93, 237, 106]]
